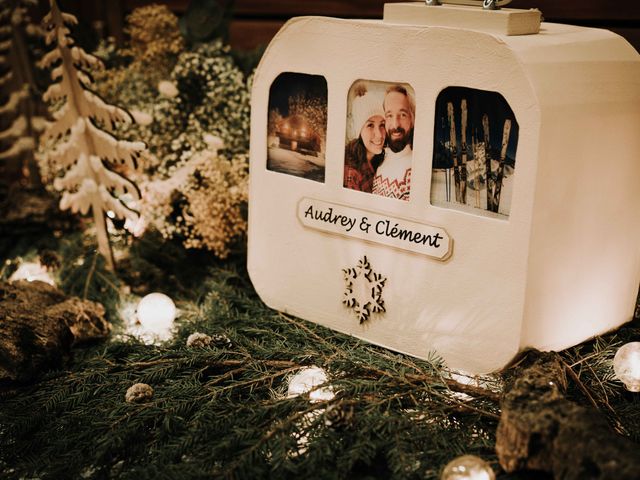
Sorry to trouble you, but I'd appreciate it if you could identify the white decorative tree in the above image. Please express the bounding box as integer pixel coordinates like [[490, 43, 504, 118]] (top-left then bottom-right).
[[0, 0, 46, 186], [41, 0, 145, 269]]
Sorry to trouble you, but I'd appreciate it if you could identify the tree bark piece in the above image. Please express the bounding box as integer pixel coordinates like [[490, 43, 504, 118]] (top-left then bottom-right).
[[496, 350, 640, 479], [0, 280, 110, 383]]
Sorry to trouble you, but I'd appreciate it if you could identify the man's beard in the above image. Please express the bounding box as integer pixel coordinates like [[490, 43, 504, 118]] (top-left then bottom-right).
[[387, 127, 413, 153]]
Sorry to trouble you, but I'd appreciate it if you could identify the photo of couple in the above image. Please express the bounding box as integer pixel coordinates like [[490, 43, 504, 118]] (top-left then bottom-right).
[[344, 80, 415, 201]]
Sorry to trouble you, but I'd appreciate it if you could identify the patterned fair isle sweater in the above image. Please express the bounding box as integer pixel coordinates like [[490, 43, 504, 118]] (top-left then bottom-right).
[[372, 145, 412, 201]]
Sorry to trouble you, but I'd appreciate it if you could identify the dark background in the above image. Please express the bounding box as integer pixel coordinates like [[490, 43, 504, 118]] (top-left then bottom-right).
[[47, 0, 640, 53], [433, 87, 519, 169], [268, 73, 328, 118]]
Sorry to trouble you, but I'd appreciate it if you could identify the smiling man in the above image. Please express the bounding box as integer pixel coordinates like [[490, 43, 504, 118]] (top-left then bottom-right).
[[372, 84, 415, 201]]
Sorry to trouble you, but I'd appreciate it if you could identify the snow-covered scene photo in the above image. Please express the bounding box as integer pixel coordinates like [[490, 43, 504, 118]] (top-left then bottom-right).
[[267, 72, 327, 183], [430, 87, 519, 219]]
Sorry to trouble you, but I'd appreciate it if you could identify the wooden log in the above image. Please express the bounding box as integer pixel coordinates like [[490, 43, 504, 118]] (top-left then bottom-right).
[[0, 280, 110, 383], [496, 350, 640, 479]]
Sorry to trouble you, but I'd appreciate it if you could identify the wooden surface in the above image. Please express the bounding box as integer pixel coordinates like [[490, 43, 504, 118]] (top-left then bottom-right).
[[56, 0, 640, 53]]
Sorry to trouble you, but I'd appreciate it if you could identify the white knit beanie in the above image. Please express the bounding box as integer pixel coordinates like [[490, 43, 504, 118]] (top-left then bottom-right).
[[347, 86, 385, 141]]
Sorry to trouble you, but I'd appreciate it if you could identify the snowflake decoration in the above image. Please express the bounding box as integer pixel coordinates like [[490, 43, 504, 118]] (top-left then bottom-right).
[[342, 256, 387, 324]]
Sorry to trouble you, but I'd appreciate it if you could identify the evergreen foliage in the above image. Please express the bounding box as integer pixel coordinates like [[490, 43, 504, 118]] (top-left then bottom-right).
[[1, 232, 639, 479], [56, 231, 121, 319], [2, 3, 639, 478]]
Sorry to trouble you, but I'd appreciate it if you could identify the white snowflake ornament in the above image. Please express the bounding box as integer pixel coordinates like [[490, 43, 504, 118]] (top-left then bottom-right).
[[342, 256, 387, 324]]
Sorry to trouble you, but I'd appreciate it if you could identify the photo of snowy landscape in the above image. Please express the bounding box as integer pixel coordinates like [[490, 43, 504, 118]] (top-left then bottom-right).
[[267, 72, 328, 183]]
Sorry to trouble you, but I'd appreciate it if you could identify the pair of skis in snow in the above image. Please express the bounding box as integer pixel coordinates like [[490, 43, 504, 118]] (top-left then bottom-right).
[[446, 100, 512, 213]]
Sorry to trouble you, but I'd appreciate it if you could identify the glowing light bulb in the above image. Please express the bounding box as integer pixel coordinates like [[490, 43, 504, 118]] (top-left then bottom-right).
[[613, 342, 640, 392], [124, 216, 147, 237], [9, 261, 55, 286], [135, 293, 176, 341], [441, 455, 495, 480], [287, 366, 334, 402]]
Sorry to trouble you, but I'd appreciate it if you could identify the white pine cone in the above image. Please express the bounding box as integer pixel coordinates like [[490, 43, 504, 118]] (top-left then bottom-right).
[[186, 332, 212, 348], [324, 404, 354, 430], [211, 333, 232, 348], [125, 383, 154, 403]]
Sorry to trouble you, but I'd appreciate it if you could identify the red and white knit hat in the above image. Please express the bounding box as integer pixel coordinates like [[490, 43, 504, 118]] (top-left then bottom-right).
[[347, 83, 385, 141]]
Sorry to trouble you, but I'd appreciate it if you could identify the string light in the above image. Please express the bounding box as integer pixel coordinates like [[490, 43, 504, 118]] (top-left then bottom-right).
[[9, 261, 55, 286], [441, 455, 495, 480], [124, 215, 147, 237], [119, 293, 177, 344], [287, 366, 334, 402], [613, 342, 640, 392], [137, 292, 176, 325], [285, 367, 334, 458]]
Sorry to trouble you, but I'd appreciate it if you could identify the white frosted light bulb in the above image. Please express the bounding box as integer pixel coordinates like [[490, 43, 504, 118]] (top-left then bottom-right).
[[136, 293, 176, 328], [287, 366, 334, 402], [441, 455, 495, 480], [613, 342, 640, 392], [9, 261, 55, 286]]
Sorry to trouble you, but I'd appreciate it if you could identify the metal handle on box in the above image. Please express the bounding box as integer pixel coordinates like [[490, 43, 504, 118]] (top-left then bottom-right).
[[426, 0, 513, 9]]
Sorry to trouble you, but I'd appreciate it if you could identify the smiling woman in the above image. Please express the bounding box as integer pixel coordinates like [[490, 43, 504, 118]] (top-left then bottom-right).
[[344, 80, 415, 201], [344, 81, 386, 193]]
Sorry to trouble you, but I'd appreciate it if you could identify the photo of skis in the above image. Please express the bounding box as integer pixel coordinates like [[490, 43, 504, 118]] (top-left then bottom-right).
[[431, 87, 519, 218]]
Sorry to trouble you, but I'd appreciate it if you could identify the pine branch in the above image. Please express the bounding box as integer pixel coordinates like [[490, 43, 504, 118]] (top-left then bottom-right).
[[69, 46, 101, 71], [0, 115, 27, 140], [82, 250, 98, 299], [0, 70, 13, 88], [43, 103, 74, 140], [82, 89, 132, 131], [84, 120, 144, 168], [40, 48, 60, 69], [0, 88, 28, 114], [2, 238, 637, 479]]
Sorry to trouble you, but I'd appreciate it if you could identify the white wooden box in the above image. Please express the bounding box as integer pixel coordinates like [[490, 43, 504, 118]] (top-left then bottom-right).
[[247, 3, 640, 373]]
